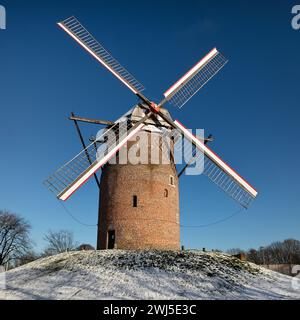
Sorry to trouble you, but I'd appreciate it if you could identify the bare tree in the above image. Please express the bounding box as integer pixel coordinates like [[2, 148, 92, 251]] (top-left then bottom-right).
[[226, 248, 244, 255], [267, 242, 284, 264], [282, 239, 300, 264], [77, 244, 95, 251], [247, 249, 262, 264], [15, 250, 38, 267], [43, 230, 77, 256], [246, 239, 300, 265], [0, 210, 32, 267]]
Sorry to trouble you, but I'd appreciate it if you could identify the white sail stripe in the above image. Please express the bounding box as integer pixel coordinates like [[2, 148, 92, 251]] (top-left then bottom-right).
[[58, 123, 145, 201], [174, 120, 258, 198], [58, 22, 139, 94], [164, 48, 218, 98]]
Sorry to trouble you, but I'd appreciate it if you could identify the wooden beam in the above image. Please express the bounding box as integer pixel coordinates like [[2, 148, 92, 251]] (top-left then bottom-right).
[[70, 112, 100, 189], [69, 115, 114, 126]]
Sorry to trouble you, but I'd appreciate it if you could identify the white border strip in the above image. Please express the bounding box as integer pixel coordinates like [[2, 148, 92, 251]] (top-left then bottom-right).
[[174, 120, 258, 198], [58, 22, 138, 94], [59, 123, 145, 201], [164, 48, 218, 98]]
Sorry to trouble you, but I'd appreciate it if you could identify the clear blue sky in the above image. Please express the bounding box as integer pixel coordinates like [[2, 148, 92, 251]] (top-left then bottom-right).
[[0, 0, 299, 252]]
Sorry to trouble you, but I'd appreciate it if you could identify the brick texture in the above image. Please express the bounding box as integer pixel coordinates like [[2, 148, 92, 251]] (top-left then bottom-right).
[[97, 129, 180, 250]]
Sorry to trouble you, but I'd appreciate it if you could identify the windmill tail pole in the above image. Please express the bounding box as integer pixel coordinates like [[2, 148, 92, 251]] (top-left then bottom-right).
[[70, 112, 100, 189]]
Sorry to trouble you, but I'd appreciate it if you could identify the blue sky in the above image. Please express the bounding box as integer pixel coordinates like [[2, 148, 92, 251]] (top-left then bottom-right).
[[0, 0, 299, 252]]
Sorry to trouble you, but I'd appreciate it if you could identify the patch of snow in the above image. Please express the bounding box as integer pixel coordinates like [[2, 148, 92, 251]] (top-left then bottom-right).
[[0, 250, 299, 300]]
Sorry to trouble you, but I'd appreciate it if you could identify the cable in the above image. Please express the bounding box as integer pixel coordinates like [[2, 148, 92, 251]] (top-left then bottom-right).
[[59, 200, 244, 229], [58, 201, 97, 227], [180, 207, 245, 228]]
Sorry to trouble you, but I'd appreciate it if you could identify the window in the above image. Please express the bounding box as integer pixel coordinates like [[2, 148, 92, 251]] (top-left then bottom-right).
[[164, 189, 168, 197], [169, 175, 174, 186], [133, 195, 138, 207]]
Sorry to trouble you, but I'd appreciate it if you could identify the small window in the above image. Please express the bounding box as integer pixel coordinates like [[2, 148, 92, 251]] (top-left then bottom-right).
[[132, 195, 138, 207], [169, 175, 174, 186], [164, 189, 168, 197]]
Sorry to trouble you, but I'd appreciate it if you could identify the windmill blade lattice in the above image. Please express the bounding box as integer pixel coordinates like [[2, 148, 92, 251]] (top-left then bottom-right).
[[173, 120, 257, 208], [44, 119, 145, 201], [184, 150, 255, 208], [158, 127, 255, 208], [203, 155, 255, 208], [58, 16, 145, 94], [163, 49, 228, 108]]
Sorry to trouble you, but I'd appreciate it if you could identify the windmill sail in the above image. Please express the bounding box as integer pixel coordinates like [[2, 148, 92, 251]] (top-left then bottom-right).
[[163, 48, 228, 108], [58, 16, 145, 95], [174, 120, 258, 208], [44, 114, 148, 201]]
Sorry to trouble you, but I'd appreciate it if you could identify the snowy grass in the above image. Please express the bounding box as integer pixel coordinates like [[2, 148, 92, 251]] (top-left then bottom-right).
[[0, 250, 299, 300]]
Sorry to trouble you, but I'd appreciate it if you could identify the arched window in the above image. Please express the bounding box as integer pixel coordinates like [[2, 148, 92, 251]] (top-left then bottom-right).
[[164, 189, 168, 198], [169, 175, 174, 186]]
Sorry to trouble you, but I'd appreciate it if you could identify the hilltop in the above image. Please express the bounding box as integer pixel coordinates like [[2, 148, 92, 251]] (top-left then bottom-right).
[[0, 250, 299, 300]]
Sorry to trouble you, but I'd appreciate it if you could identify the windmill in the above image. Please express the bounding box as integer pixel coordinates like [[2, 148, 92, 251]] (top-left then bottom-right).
[[44, 16, 258, 250]]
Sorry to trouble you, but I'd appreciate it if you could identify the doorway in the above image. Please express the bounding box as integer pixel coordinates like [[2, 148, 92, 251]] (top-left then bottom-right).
[[107, 230, 115, 249]]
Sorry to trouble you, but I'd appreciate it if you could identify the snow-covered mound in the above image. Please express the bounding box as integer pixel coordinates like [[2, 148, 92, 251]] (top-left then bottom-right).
[[0, 250, 299, 300]]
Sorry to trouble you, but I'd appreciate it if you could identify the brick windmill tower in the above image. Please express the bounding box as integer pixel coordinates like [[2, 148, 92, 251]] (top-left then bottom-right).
[[45, 17, 258, 250], [97, 105, 180, 250]]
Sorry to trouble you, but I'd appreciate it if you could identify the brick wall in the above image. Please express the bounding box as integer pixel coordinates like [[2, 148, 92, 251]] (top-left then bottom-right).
[[97, 129, 180, 250]]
